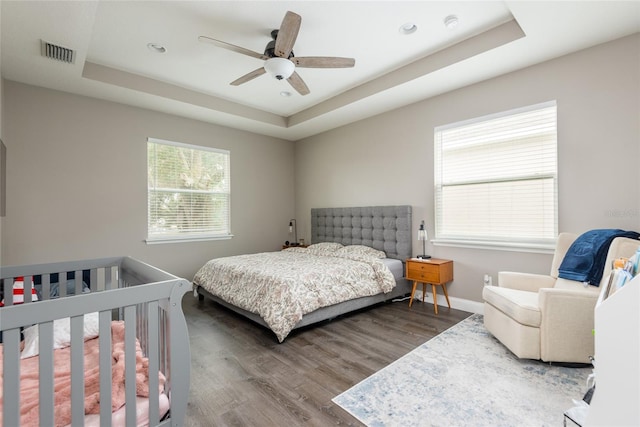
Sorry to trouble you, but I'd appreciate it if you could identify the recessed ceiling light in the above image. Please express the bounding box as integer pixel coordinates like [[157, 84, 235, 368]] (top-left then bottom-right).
[[399, 22, 418, 35], [444, 15, 459, 30], [147, 43, 166, 53], [280, 91, 292, 97]]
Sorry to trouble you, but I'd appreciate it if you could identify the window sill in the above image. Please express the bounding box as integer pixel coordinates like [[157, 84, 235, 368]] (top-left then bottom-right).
[[145, 234, 234, 244], [431, 238, 555, 254]]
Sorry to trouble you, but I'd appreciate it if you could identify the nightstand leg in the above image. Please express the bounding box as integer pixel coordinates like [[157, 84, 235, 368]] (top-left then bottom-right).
[[421, 283, 426, 303], [432, 284, 438, 314], [409, 281, 418, 307], [442, 283, 451, 309]]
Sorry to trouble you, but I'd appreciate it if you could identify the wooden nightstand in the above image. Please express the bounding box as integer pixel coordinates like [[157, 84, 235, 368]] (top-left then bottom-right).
[[405, 258, 454, 314]]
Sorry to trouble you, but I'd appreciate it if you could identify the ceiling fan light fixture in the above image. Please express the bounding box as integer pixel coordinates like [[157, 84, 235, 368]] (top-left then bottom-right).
[[264, 57, 295, 80]]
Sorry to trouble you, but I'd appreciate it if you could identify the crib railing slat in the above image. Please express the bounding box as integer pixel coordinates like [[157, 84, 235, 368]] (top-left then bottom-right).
[[70, 315, 85, 426], [59, 271, 68, 298], [38, 321, 55, 425], [98, 310, 112, 427], [90, 268, 98, 292], [42, 274, 51, 301], [75, 270, 83, 295], [147, 301, 160, 425], [4, 277, 14, 306], [2, 328, 21, 427], [124, 306, 137, 426], [167, 280, 192, 424], [105, 267, 112, 291], [24, 276, 34, 303]]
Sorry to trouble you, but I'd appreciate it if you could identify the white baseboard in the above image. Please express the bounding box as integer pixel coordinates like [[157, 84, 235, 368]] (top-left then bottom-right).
[[413, 290, 484, 315]]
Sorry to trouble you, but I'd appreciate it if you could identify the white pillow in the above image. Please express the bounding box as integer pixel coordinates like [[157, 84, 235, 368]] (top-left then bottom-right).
[[21, 312, 100, 359]]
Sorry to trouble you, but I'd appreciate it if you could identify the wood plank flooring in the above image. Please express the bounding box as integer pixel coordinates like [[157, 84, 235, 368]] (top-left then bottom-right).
[[181, 294, 471, 426]]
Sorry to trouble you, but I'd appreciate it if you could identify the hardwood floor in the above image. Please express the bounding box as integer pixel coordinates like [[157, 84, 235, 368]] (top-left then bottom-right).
[[181, 294, 471, 426]]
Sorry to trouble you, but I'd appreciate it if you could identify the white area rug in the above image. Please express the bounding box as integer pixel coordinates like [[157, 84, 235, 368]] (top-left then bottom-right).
[[333, 314, 591, 427]]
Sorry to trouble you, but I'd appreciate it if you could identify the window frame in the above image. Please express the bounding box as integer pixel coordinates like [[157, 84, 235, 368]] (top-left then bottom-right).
[[433, 101, 558, 253], [146, 137, 232, 244]]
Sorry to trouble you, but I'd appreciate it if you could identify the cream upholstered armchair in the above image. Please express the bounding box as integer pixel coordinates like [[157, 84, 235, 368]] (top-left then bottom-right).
[[483, 232, 640, 363]]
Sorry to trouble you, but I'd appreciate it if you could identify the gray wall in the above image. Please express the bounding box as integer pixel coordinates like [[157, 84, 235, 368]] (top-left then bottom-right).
[[295, 34, 640, 303], [2, 82, 295, 279]]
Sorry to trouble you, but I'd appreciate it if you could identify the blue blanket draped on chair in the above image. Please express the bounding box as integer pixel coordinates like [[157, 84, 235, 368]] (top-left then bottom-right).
[[558, 229, 640, 286]]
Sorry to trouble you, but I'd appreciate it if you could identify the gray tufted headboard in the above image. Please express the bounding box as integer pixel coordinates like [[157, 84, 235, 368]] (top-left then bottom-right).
[[311, 206, 412, 261]]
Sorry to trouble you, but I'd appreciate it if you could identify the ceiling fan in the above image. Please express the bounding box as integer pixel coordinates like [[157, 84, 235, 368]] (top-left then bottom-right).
[[198, 11, 355, 96]]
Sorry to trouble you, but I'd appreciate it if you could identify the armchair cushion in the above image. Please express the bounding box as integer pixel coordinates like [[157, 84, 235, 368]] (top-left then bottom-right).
[[482, 286, 540, 327]]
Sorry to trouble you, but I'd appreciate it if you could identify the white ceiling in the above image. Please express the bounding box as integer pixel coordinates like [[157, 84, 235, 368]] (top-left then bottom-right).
[[2, 1, 639, 141]]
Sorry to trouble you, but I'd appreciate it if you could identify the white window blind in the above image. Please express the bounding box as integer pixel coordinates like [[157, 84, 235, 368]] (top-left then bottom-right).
[[147, 138, 231, 242], [434, 101, 557, 249]]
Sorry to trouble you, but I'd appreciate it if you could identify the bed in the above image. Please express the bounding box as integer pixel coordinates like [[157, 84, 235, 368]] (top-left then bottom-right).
[[193, 205, 413, 342], [0, 256, 191, 427]]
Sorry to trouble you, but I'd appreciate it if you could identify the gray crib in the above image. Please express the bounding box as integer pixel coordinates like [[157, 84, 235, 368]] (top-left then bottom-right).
[[0, 256, 191, 427]]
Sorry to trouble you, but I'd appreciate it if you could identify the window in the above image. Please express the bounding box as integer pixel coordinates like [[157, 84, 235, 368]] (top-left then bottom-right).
[[147, 138, 231, 242], [434, 101, 557, 250]]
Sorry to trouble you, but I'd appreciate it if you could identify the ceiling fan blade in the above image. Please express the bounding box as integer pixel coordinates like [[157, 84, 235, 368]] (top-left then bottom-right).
[[275, 11, 301, 58], [293, 57, 356, 68], [230, 67, 266, 86], [198, 36, 269, 61], [287, 71, 310, 96]]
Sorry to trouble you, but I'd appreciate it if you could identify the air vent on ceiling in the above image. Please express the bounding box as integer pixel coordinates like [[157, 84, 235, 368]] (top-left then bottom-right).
[[41, 40, 75, 64]]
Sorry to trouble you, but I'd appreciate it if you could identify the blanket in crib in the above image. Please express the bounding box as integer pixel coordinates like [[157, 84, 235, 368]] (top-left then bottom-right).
[[0, 321, 165, 427]]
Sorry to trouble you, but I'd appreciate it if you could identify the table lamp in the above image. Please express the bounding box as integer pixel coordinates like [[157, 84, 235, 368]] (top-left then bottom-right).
[[417, 220, 431, 259], [289, 219, 298, 246]]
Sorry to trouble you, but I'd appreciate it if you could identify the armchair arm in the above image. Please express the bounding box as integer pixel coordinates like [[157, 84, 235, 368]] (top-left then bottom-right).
[[498, 271, 556, 292], [538, 288, 598, 363]]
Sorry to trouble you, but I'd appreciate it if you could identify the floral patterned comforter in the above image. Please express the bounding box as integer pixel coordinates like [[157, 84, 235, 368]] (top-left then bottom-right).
[[192, 247, 396, 342]]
